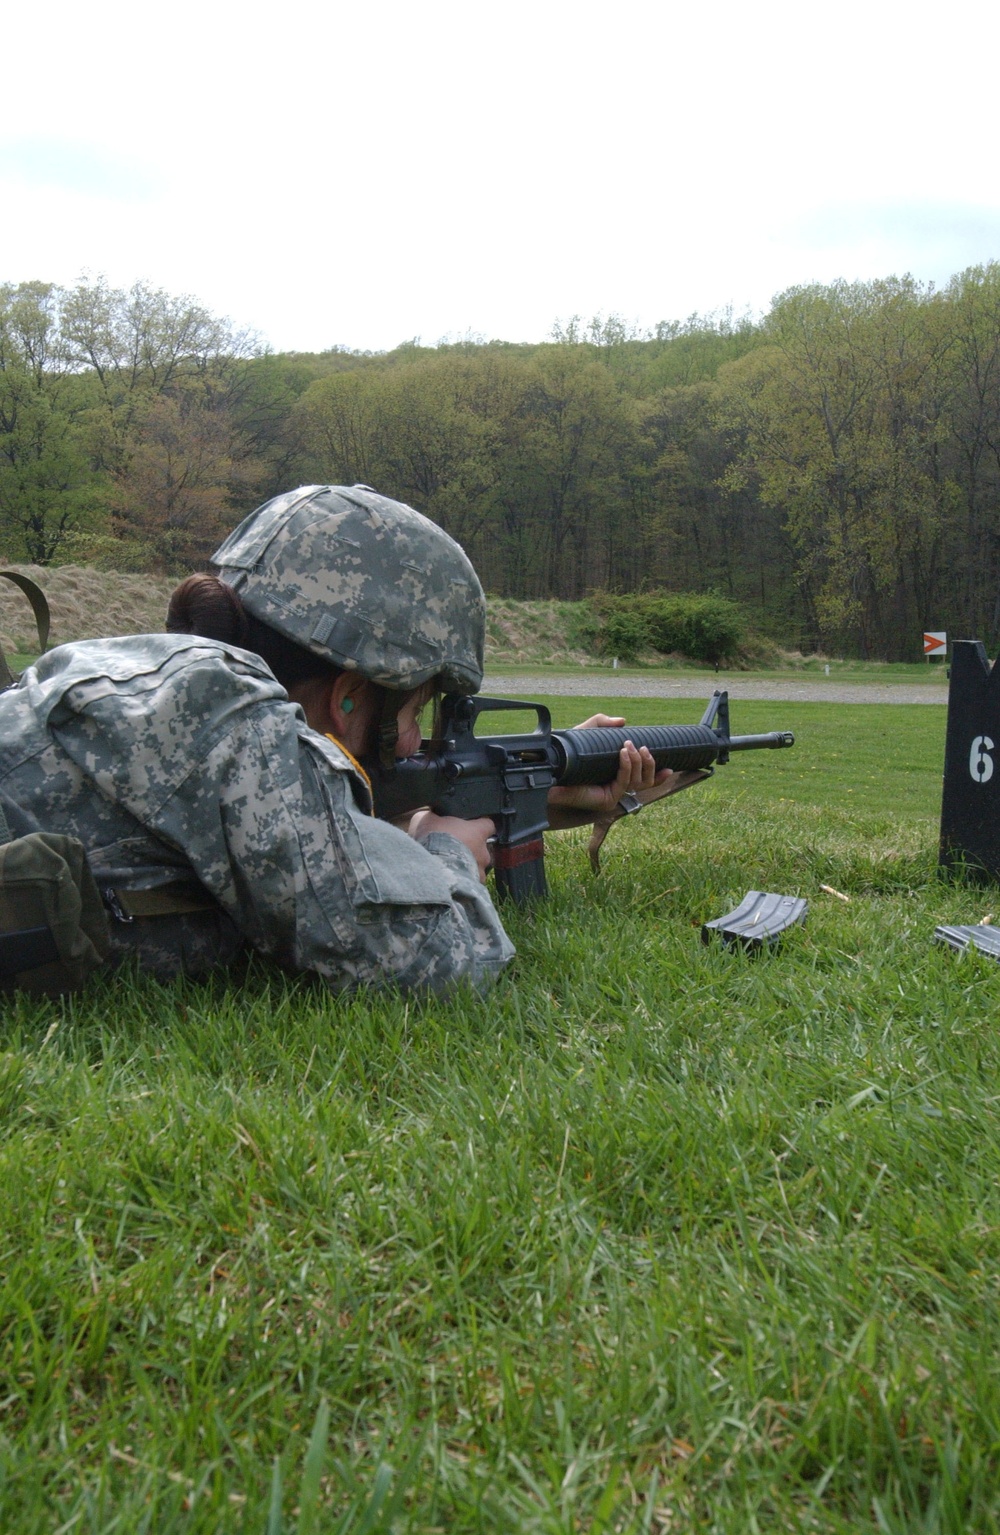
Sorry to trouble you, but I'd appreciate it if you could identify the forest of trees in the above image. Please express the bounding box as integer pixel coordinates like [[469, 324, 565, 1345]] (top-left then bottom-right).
[[4, 267, 1000, 659]]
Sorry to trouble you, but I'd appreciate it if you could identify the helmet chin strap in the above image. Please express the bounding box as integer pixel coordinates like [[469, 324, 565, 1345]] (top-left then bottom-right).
[[364, 681, 436, 776], [375, 686, 401, 771]]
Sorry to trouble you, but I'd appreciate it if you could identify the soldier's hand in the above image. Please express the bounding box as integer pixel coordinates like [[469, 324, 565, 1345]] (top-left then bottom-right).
[[409, 811, 497, 883], [547, 721, 670, 827]]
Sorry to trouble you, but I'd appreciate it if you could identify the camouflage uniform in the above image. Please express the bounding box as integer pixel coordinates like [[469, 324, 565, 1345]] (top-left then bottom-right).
[[0, 634, 515, 992]]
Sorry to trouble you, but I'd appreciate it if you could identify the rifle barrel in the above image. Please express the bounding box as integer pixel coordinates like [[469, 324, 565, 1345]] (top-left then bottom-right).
[[728, 731, 795, 751]]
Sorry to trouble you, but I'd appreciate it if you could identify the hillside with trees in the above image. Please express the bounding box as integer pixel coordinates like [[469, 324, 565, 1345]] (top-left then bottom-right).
[[3, 268, 1000, 659]]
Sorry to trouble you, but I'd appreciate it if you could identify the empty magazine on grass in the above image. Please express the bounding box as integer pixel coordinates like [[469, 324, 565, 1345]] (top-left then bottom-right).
[[702, 891, 808, 951], [934, 923, 1000, 960]]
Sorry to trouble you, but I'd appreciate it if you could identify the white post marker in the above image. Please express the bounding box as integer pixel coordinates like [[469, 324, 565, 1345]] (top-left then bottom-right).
[[924, 631, 947, 658]]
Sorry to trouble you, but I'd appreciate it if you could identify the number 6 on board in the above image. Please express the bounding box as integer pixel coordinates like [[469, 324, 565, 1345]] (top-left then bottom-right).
[[970, 735, 995, 783]]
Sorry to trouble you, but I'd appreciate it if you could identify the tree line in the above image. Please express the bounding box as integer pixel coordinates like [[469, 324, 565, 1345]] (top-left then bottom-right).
[[3, 268, 1000, 658]]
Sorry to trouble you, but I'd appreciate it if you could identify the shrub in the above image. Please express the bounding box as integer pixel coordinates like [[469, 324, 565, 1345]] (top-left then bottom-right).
[[597, 606, 651, 663], [591, 591, 748, 665], [642, 593, 747, 664]]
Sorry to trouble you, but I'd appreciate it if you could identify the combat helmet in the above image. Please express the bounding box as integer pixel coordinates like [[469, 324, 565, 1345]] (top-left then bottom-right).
[[211, 485, 485, 694]]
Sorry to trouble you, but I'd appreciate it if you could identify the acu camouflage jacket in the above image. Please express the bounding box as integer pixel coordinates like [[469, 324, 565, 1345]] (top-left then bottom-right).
[[0, 635, 514, 992]]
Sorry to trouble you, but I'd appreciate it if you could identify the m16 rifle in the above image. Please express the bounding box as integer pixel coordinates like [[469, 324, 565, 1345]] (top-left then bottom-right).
[[372, 689, 795, 902]]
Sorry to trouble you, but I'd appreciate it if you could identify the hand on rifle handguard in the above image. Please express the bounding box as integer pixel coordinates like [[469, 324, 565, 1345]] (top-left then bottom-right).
[[545, 714, 712, 871]]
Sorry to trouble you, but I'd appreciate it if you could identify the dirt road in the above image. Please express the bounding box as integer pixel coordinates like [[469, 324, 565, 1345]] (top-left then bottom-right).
[[481, 674, 949, 705]]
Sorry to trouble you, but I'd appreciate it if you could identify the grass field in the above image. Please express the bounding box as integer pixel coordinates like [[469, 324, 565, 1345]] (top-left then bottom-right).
[[6, 696, 1000, 1532]]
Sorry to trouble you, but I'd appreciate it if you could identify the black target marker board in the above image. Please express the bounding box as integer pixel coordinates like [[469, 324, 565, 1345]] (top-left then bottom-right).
[[940, 639, 1000, 883]]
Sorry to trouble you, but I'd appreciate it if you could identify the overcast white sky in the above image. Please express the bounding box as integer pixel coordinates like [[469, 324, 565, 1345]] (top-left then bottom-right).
[[3, 0, 997, 353]]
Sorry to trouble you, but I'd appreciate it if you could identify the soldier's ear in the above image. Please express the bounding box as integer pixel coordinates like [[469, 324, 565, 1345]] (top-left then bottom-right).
[[328, 673, 370, 741]]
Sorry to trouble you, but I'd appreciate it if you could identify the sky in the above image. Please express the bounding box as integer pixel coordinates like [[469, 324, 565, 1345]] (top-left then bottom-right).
[[3, 0, 998, 354]]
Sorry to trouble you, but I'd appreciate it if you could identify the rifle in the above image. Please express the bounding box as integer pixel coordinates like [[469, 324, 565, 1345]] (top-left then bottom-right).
[[372, 689, 795, 902]]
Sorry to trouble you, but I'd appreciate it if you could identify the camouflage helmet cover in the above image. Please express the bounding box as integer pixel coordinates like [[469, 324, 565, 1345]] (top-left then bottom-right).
[[211, 485, 485, 693]]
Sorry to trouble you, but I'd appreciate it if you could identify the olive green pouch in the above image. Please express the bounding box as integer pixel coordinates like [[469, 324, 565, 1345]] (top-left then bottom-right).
[[0, 833, 110, 997]]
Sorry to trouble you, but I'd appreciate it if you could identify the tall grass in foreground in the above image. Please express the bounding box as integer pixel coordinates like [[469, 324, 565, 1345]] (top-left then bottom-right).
[[4, 702, 1000, 1532]]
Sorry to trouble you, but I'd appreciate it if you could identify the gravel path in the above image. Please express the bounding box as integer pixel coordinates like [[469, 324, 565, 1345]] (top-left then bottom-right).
[[481, 673, 949, 705]]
